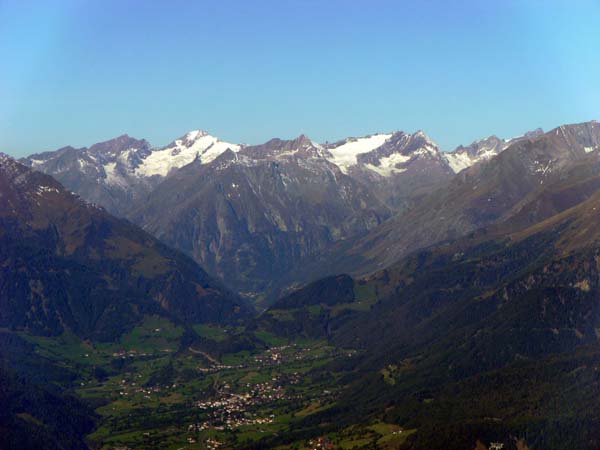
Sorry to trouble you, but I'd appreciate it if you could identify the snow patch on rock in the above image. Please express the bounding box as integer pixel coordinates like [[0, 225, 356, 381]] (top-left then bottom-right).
[[326, 134, 392, 173], [136, 132, 240, 177]]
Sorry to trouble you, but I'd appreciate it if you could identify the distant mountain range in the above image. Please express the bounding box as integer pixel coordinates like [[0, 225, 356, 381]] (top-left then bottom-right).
[[20, 126, 546, 302], [23, 128, 543, 217], [280, 122, 599, 293]]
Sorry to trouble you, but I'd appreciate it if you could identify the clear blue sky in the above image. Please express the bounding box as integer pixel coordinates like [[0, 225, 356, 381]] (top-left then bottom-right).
[[1, 0, 599, 156]]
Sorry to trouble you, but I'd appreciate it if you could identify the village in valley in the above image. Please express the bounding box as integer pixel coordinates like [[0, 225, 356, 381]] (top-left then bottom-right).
[[24, 319, 346, 449], [24, 317, 411, 449]]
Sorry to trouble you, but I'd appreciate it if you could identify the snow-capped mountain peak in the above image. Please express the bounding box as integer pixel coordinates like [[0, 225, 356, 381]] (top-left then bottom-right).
[[324, 133, 393, 174], [22, 126, 550, 219], [443, 128, 545, 173], [358, 131, 446, 175], [322, 130, 446, 177], [413, 129, 435, 143], [135, 130, 241, 177], [183, 129, 208, 141], [320, 130, 454, 208], [444, 135, 506, 173]]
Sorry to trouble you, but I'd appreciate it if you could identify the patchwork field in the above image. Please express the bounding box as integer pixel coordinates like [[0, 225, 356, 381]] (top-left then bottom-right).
[[17, 316, 407, 449]]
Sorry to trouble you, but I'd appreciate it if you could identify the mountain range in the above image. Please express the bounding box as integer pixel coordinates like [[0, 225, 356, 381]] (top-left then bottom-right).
[[6, 120, 600, 449], [284, 122, 599, 288], [251, 121, 600, 449], [21, 126, 544, 302]]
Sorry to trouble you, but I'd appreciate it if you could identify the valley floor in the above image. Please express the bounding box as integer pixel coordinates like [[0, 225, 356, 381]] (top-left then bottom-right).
[[18, 316, 411, 450]]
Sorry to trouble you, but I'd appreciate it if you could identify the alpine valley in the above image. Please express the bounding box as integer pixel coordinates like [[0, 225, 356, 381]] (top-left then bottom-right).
[[20, 127, 543, 302], [4, 121, 600, 450]]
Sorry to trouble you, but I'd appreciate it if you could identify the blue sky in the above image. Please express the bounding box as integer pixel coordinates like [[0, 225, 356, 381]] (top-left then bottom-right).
[[1, 0, 599, 156]]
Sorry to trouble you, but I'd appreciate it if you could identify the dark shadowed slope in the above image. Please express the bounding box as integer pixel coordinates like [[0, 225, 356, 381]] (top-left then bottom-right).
[[0, 363, 95, 450], [0, 154, 249, 341]]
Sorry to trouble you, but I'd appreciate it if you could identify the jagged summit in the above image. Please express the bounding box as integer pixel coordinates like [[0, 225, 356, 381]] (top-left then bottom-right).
[[238, 134, 326, 161], [183, 129, 210, 140], [444, 135, 507, 173], [137, 130, 241, 177], [443, 127, 546, 173], [323, 133, 393, 173], [323, 129, 443, 176]]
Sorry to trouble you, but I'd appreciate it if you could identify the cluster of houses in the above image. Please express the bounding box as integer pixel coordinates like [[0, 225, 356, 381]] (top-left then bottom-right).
[[198, 362, 244, 374], [101, 340, 355, 447], [193, 380, 284, 430], [205, 437, 224, 449], [253, 345, 293, 365], [118, 383, 164, 399], [255, 344, 358, 366], [308, 437, 335, 449], [253, 344, 329, 366], [184, 344, 345, 439], [112, 349, 148, 358], [113, 374, 174, 400]]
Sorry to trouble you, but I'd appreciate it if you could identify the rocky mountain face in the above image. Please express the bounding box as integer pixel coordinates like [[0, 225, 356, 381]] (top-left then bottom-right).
[[128, 135, 391, 300], [22, 134, 155, 216], [19, 125, 552, 303], [324, 131, 455, 209], [0, 154, 247, 341], [21, 131, 240, 216], [22, 129, 459, 216], [443, 128, 544, 173], [286, 122, 600, 287]]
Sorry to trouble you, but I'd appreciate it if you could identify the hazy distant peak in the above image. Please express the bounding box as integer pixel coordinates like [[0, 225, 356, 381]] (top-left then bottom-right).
[[444, 127, 547, 174]]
